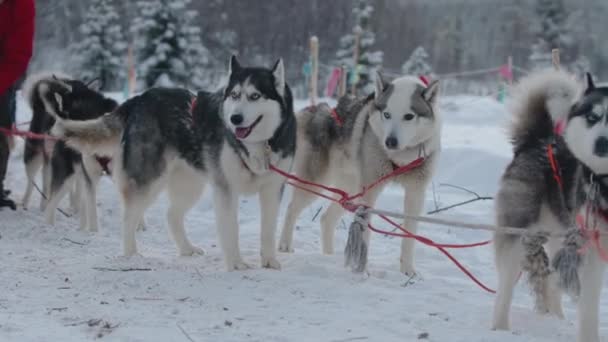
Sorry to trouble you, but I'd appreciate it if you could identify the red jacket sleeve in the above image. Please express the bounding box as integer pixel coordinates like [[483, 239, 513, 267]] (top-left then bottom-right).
[[0, 0, 35, 95]]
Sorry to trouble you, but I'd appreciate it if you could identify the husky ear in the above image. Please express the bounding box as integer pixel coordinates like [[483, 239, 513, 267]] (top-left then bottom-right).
[[86, 77, 102, 91], [272, 58, 285, 97], [374, 70, 386, 100], [38, 83, 62, 119], [585, 72, 596, 95], [228, 55, 241, 76], [422, 80, 440, 105], [52, 74, 73, 93]]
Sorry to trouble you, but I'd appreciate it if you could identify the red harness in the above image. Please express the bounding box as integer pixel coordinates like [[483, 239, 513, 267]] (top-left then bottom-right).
[[547, 136, 608, 261]]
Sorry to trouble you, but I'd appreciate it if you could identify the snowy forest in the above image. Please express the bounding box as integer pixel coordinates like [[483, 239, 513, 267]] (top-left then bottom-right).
[[32, 0, 608, 96]]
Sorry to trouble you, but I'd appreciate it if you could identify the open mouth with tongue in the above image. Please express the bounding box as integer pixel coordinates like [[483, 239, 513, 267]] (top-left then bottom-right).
[[234, 115, 263, 139]]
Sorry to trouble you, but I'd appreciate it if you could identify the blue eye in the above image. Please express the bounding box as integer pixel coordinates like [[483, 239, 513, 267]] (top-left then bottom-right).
[[249, 93, 261, 101], [586, 112, 601, 124], [383, 112, 391, 119]]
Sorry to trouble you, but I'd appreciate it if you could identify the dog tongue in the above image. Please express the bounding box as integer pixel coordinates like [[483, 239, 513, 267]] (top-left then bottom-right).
[[235, 127, 251, 139]]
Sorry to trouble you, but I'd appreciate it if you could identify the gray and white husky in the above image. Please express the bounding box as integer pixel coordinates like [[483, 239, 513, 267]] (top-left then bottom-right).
[[279, 72, 441, 275], [49, 56, 296, 270], [492, 69, 608, 342], [21, 73, 118, 232]]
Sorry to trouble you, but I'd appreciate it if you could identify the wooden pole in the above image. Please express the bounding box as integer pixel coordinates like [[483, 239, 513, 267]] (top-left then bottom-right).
[[507, 55, 513, 86], [309, 36, 319, 105], [351, 26, 362, 96], [127, 43, 136, 97], [339, 64, 347, 97], [552, 49, 560, 71]]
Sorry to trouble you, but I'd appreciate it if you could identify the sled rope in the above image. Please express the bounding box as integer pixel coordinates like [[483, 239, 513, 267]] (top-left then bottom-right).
[[0, 126, 58, 141], [269, 158, 497, 294]]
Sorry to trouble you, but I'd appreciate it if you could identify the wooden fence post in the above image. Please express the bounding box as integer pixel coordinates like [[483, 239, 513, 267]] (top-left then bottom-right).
[[309, 36, 319, 105]]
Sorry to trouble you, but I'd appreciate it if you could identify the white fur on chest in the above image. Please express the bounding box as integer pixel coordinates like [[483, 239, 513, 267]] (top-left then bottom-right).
[[219, 143, 291, 194]]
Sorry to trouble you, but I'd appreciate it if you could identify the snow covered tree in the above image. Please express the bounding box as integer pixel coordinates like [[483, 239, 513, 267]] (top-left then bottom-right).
[[335, 0, 383, 95], [529, 0, 574, 69], [69, 0, 127, 91], [132, 0, 210, 89], [401, 46, 434, 77]]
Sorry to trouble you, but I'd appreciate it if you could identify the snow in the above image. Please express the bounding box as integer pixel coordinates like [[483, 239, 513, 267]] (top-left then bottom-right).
[[2, 94, 607, 341]]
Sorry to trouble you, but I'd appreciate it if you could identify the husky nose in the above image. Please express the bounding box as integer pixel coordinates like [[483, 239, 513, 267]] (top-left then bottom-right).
[[230, 114, 244, 126], [385, 136, 398, 149], [595, 137, 608, 157]]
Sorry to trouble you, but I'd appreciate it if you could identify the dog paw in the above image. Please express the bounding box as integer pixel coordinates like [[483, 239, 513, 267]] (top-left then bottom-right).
[[400, 264, 418, 278], [226, 259, 252, 271], [261, 257, 281, 270], [179, 245, 205, 257], [278, 241, 294, 253]]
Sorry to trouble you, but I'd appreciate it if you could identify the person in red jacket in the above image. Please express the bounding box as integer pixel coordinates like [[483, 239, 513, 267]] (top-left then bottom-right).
[[0, 0, 35, 210]]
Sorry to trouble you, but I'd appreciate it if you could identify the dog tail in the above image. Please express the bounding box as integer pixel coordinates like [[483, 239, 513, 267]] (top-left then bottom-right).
[[50, 112, 125, 156], [22, 72, 73, 119], [509, 69, 582, 149]]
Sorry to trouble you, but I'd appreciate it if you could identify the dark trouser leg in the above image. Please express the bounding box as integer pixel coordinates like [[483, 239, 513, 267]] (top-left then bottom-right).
[[0, 87, 16, 209]]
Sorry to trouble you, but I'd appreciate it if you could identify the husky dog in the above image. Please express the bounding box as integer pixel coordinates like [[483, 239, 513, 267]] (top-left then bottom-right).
[[492, 69, 608, 342], [49, 56, 296, 270], [21, 74, 118, 231], [279, 72, 441, 275]]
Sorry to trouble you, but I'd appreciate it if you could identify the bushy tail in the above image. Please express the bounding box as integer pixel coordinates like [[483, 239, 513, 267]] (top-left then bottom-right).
[[509, 69, 582, 149], [51, 113, 124, 156]]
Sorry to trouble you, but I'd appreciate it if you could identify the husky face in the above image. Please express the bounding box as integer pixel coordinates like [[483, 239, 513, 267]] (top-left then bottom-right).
[[565, 74, 608, 175], [368, 72, 440, 153], [222, 56, 285, 144], [42, 77, 117, 121]]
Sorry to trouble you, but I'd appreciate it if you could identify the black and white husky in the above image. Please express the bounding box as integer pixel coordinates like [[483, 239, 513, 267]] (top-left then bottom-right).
[[279, 71, 441, 275], [50, 56, 296, 270], [21, 74, 118, 232], [492, 69, 608, 342]]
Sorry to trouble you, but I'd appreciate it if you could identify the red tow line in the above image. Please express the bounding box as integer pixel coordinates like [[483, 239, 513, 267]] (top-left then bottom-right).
[[269, 157, 495, 294]]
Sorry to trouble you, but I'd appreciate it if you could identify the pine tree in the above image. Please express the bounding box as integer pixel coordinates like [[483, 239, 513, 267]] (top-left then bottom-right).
[[335, 0, 383, 95], [529, 0, 574, 69], [401, 46, 434, 77], [70, 0, 127, 91], [132, 0, 210, 89]]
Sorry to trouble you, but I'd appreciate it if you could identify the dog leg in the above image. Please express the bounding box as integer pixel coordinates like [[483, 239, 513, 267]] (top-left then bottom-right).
[[44, 175, 75, 225], [214, 187, 250, 271], [279, 188, 316, 253], [400, 183, 427, 276], [22, 153, 43, 209], [259, 182, 282, 269], [40, 160, 51, 211], [320, 202, 345, 255], [77, 176, 87, 231], [69, 177, 80, 215], [121, 195, 149, 257], [492, 234, 525, 331], [544, 236, 565, 318], [577, 249, 605, 342], [82, 157, 103, 232], [166, 166, 205, 256]]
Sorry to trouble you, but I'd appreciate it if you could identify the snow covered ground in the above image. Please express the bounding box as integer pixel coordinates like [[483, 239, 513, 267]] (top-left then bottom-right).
[[1, 94, 605, 341]]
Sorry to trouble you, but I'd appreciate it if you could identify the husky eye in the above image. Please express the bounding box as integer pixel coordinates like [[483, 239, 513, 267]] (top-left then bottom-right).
[[383, 112, 391, 119], [586, 112, 602, 124], [249, 93, 261, 101], [230, 91, 241, 100], [404, 113, 415, 121]]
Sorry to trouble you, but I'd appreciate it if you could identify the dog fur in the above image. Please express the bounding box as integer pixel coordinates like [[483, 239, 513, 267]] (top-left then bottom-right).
[[492, 69, 608, 342], [49, 56, 296, 271], [279, 71, 441, 275], [21, 73, 118, 232]]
